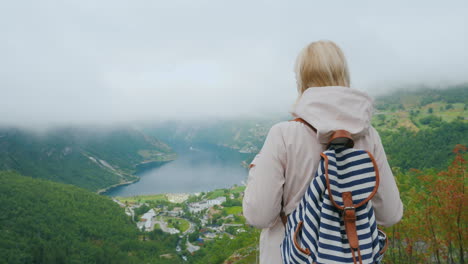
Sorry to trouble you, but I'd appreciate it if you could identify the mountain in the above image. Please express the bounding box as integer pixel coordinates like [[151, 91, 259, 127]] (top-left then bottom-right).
[[0, 85, 466, 264], [371, 84, 468, 170], [144, 116, 288, 169], [372, 84, 468, 131], [178, 85, 468, 264], [145, 116, 287, 152], [0, 127, 176, 192], [147, 85, 467, 171], [1, 86, 465, 193], [0, 171, 181, 264]]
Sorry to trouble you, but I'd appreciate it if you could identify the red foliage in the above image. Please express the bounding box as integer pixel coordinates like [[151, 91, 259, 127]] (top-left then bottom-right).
[[385, 145, 467, 264]]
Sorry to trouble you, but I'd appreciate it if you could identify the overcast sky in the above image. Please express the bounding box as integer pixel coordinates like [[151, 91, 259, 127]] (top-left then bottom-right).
[[1, 0, 467, 127]]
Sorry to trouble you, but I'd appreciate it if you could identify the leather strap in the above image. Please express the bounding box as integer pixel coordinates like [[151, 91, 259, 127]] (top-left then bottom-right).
[[378, 227, 389, 255], [288, 117, 370, 264], [280, 117, 318, 227], [343, 192, 359, 249], [327, 129, 354, 148], [322, 152, 379, 211], [293, 221, 312, 255], [290, 118, 317, 133], [280, 211, 288, 226]]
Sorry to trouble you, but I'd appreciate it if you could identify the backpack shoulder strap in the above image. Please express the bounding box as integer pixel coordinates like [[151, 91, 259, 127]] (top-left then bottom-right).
[[328, 130, 354, 148], [290, 117, 354, 148], [281, 118, 316, 227], [289, 117, 317, 133]]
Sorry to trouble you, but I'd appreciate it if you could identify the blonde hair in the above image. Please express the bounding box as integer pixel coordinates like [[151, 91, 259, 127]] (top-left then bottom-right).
[[295, 40, 350, 95]]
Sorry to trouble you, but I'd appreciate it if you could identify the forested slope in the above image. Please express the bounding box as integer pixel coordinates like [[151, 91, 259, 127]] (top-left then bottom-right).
[[0, 171, 181, 264], [379, 121, 467, 170], [0, 127, 175, 192], [372, 85, 467, 170]]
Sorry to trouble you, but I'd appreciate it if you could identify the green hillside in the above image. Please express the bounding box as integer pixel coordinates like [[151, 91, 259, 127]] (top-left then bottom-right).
[[373, 84, 467, 131], [229, 85, 467, 171], [371, 85, 468, 170], [0, 171, 181, 264], [379, 120, 467, 170], [0, 127, 175, 192], [147, 85, 467, 171], [171, 86, 467, 264]]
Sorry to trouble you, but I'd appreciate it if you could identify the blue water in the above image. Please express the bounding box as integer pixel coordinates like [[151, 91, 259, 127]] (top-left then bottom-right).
[[104, 146, 250, 196]]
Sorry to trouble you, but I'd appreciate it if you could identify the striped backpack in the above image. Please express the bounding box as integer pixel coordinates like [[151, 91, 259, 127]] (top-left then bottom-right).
[[281, 118, 388, 264]]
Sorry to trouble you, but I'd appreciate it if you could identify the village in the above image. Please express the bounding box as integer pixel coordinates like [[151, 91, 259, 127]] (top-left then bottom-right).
[[113, 186, 247, 256]]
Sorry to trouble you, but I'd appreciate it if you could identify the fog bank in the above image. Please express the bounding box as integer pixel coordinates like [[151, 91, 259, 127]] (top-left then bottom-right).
[[1, 0, 467, 127]]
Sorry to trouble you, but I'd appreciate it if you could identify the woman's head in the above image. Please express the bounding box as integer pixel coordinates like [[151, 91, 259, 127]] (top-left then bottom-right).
[[295, 40, 350, 95]]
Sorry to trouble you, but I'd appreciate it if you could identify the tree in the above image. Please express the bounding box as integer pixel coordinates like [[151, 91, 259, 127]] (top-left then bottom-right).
[[385, 145, 467, 264], [189, 230, 200, 242], [377, 114, 386, 125]]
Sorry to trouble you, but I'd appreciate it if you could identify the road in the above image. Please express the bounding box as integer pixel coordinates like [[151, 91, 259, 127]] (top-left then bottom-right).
[[186, 238, 200, 254], [183, 220, 196, 235]]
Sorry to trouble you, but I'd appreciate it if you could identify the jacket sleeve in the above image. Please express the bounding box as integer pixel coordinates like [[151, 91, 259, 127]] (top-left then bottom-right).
[[243, 124, 286, 229], [370, 127, 404, 227]]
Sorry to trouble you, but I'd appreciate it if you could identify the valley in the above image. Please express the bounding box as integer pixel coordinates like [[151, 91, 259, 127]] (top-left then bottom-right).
[[0, 85, 466, 264], [112, 186, 250, 262]]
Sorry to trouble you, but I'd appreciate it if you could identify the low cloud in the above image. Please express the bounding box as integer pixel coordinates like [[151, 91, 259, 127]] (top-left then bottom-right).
[[1, 0, 467, 127]]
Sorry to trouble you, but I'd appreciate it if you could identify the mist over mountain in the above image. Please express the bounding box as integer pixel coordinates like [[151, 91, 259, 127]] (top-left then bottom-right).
[[1, 1, 467, 263], [1, 0, 467, 127], [0, 126, 175, 191], [1, 85, 466, 194]]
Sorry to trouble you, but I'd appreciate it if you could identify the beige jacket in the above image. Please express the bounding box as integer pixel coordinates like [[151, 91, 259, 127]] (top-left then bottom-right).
[[243, 86, 403, 264]]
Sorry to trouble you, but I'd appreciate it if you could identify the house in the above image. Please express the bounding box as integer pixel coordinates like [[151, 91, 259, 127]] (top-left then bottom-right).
[[188, 196, 227, 213], [167, 207, 183, 217], [167, 193, 189, 203], [139, 209, 156, 231], [203, 232, 217, 239], [140, 209, 156, 221], [207, 196, 226, 205]]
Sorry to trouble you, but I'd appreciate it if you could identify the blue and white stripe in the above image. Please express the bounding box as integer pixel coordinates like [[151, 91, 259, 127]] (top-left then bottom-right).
[[281, 147, 385, 264]]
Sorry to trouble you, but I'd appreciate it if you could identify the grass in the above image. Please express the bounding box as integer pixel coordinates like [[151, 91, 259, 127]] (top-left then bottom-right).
[[372, 101, 467, 132], [116, 194, 168, 204], [233, 250, 258, 264], [224, 245, 258, 264], [231, 185, 246, 194], [205, 186, 245, 200], [161, 216, 190, 233], [205, 189, 228, 200], [223, 206, 243, 215]]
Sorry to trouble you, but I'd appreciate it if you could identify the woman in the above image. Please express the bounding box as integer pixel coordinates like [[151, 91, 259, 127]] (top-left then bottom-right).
[[242, 40, 403, 264]]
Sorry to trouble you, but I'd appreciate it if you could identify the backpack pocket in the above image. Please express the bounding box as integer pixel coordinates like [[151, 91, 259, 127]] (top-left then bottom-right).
[[292, 221, 312, 257], [375, 228, 389, 263], [282, 220, 312, 263]]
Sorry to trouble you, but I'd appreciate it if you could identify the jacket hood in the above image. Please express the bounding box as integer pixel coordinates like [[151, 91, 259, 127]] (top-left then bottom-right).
[[290, 86, 374, 144]]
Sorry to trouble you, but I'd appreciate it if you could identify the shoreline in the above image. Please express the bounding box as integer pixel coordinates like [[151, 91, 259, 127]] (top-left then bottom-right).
[[96, 177, 140, 195], [136, 153, 178, 167], [97, 155, 178, 195], [135, 159, 174, 174], [98, 146, 249, 197], [110, 182, 247, 200]]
